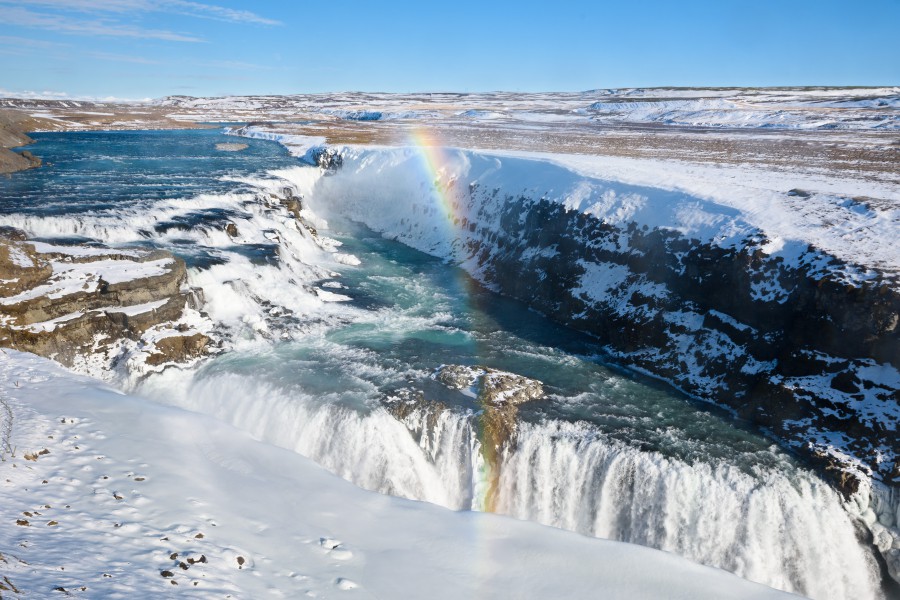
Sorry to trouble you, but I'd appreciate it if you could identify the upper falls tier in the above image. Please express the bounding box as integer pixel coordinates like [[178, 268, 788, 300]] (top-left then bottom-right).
[[283, 143, 900, 494]]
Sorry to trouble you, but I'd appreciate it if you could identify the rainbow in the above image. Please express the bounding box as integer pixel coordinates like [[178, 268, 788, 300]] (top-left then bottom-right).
[[406, 127, 468, 240], [407, 128, 503, 516]]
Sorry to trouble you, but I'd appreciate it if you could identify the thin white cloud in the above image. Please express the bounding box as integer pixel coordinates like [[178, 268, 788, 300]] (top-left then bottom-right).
[[0, 43, 162, 66], [0, 34, 70, 48], [2, 0, 280, 25], [164, 0, 281, 26], [0, 87, 152, 102], [0, 87, 72, 98], [3, 0, 148, 11], [86, 50, 162, 65], [3, 6, 204, 42]]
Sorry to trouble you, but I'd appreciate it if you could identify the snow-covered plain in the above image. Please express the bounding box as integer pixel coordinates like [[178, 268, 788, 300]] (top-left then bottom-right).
[[149, 87, 900, 130], [0, 349, 794, 599], [1, 88, 898, 598]]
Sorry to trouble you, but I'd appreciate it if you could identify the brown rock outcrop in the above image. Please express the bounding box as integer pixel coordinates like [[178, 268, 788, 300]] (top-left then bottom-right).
[[145, 332, 210, 366], [0, 230, 208, 369], [0, 109, 43, 174]]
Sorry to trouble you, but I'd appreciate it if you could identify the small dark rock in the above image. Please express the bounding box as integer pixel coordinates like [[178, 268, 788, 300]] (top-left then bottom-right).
[[830, 371, 861, 394], [836, 472, 861, 498], [309, 147, 343, 171], [888, 462, 900, 483]]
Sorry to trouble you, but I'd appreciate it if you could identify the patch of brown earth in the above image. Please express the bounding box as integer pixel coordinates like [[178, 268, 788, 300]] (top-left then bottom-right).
[[0, 110, 48, 175]]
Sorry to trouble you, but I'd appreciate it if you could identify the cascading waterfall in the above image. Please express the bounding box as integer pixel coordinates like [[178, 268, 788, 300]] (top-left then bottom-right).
[[4, 129, 892, 599], [497, 422, 878, 600], [142, 370, 467, 507], [142, 370, 883, 600]]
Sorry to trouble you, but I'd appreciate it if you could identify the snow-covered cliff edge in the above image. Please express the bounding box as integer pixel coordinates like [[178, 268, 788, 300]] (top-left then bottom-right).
[[273, 142, 900, 581]]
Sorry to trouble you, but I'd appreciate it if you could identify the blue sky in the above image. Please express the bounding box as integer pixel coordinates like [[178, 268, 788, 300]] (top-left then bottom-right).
[[0, 0, 897, 99]]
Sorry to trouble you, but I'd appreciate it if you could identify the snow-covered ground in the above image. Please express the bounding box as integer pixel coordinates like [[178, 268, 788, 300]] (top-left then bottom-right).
[[0, 349, 794, 599], [144, 87, 900, 130], [8, 87, 896, 132]]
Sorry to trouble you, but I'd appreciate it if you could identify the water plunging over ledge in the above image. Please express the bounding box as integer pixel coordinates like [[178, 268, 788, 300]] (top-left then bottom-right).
[[140, 219, 884, 599], [0, 129, 889, 599]]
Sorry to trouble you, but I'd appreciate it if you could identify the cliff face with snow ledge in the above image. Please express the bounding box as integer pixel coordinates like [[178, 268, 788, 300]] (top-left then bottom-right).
[[284, 144, 900, 575]]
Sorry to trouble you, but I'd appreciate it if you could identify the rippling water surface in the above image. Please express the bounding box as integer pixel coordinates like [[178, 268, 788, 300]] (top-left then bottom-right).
[[0, 129, 885, 599]]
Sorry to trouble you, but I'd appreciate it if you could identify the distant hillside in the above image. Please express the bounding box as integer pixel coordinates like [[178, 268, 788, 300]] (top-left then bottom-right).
[[0, 110, 43, 174]]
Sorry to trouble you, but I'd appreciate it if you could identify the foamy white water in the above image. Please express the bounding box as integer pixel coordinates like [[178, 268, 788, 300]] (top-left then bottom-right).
[[135, 361, 883, 599], [1, 129, 890, 599]]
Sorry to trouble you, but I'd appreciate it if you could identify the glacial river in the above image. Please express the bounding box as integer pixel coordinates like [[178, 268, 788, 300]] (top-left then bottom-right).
[[0, 129, 885, 599]]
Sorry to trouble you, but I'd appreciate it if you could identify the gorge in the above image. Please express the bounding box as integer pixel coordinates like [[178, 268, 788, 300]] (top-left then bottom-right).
[[0, 88, 897, 598]]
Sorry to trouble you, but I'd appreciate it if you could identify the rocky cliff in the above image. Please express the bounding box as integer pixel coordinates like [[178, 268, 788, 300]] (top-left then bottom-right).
[[470, 187, 900, 580], [0, 110, 43, 174], [472, 195, 899, 487], [0, 229, 211, 375]]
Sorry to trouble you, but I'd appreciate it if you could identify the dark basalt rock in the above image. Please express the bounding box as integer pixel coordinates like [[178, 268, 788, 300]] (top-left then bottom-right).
[[309, 147, 343, 171], [448, 188, 899, 493]]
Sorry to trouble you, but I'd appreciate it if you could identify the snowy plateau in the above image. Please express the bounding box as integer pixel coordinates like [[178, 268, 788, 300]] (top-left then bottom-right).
[[0, 87, 898, 599]]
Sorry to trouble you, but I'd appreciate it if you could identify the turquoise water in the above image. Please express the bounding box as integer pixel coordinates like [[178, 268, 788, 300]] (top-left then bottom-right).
[[0, 129, 883, 599], [309, 219, 789, 466]]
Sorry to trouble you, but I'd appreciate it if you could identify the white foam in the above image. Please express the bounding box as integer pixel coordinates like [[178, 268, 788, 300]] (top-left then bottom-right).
[[0, 349, 792, 599], [133, 365, 882, 599]]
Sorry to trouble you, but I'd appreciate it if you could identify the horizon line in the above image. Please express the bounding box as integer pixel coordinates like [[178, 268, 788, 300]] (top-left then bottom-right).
[[2, 84, 899, 103]]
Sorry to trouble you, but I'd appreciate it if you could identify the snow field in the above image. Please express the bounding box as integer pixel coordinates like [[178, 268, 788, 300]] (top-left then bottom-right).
[[0, 350, 795, 599]]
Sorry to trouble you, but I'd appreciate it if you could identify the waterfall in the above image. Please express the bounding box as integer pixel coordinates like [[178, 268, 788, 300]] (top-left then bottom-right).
[[497, 422, 880, 599], [144, 371, 883, 600]]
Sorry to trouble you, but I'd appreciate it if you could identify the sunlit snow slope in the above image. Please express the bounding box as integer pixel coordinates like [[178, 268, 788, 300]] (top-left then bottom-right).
[[0, 350, 796, 599]]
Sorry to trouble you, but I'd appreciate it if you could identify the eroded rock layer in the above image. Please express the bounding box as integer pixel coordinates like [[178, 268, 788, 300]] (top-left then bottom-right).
[[0, 229, 210, 371], [384, 365, 544, 511]]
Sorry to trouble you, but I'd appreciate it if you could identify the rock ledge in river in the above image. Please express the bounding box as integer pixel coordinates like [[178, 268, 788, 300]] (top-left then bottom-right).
[[385, 364, 544, 512], [0, 230, 210, 374]]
